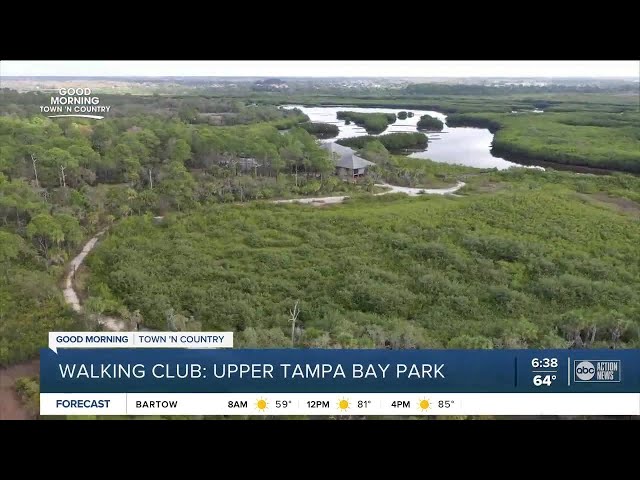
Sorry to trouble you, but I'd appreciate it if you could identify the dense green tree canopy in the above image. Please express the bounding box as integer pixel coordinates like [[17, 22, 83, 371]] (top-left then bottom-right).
[[84, 169, 640, 350]]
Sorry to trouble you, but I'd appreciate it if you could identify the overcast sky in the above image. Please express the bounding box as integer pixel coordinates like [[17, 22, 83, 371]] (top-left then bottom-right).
[[2, 60, 638, 78]]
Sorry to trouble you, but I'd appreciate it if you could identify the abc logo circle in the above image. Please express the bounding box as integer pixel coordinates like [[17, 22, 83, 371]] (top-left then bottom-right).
[[576, 361, 596, 381]]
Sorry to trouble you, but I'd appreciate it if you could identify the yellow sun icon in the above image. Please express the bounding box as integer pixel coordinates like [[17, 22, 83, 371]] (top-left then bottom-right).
[[255, 398, 268, 412], [338, 398, 350, 411], [418, 398, 430, 412]]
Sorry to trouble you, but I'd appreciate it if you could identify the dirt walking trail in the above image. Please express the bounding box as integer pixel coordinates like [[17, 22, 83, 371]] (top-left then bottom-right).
[[63, 229, 127, 332], [62, 231, 105, 313], [0, 230, 125, 420], [0, 360, 40, 420]]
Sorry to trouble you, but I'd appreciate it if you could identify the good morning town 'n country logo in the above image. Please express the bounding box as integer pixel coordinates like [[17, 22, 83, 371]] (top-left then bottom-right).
[[40, 88, 112, 119]]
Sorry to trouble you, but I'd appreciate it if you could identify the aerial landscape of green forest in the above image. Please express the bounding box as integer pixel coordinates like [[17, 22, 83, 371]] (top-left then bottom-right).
[[0, 71, 639, 419], [85, 170, 640, 351]]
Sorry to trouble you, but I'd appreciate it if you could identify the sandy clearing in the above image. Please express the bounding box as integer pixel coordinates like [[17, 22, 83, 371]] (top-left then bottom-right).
[[272, 181, 466, 205]]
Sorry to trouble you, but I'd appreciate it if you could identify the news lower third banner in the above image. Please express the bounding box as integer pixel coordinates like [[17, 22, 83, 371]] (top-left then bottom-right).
[[39, 335, 640, 416]]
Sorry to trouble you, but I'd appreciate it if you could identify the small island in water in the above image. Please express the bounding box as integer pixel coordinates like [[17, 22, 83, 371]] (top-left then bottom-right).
[[300, 122, 339, 139], [417, 114, 444, 131], [337, 111, 397, 134], [337, 132, 428, 152]]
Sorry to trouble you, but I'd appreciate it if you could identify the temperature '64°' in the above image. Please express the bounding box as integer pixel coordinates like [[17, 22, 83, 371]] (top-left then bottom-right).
[[533, 374, 557, 386]]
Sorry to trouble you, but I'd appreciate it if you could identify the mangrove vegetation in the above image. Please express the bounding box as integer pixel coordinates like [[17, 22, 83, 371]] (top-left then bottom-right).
[[337, 132, 428, 152], [336, 111, 397, 134], [417, 114, 444, 131]]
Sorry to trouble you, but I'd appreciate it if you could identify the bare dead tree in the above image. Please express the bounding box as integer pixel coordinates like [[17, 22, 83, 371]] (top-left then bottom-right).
[[289, 300, 300, 347], [221, 152, 240, 176], [231, 157, 240, 176], [611, 321, 623, 349], [148, 168, 153, 189], [31, 153, 39, 188], [40, 190, 50, 204], [59, 165, 66, 188], [572, 331, 584, 349]]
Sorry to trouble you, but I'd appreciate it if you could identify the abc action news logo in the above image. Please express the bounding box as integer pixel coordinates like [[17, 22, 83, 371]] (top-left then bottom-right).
[[574, 360, 621, 382]]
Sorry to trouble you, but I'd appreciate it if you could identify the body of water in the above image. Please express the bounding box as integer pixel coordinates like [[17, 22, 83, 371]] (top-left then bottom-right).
[[284, 105, 541, 171]]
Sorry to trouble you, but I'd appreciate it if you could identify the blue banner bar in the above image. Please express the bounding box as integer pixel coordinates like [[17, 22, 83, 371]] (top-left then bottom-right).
[[39, 348, 640, 393]]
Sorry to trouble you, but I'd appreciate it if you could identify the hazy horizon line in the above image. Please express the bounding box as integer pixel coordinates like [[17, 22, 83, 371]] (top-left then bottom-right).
[[3, 75, 637, 79]]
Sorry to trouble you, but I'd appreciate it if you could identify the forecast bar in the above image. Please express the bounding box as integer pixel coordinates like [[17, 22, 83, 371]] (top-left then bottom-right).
[[40, 393, 640, 416]]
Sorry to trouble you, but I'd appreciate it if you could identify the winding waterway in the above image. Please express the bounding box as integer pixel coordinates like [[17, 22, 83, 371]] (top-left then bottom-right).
[[284, 105, 541, 171]]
